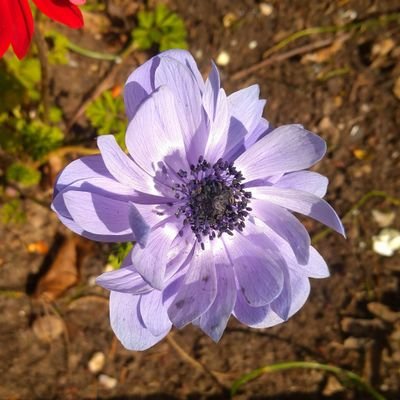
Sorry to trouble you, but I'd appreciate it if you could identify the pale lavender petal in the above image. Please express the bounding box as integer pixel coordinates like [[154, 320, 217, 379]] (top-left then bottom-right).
[[244, 117, 272, 149], [124, 56, 158, 120], [54, 155, 111, 196], [270, 267, 291, 320], [251, 199, 310, 264], [131, 219, 179, 290], [110, 291, 170, 351], [274, 171, 328, 198], [128, 202, 150, 248], [253, 186, 345, 236], [204, 88, 230, 163], [62, 189, 132, 237], [140, 289, 172, 336], [228, 85, 265, 135], [126, 86, 187, 175], [198, 242, 236, 342], [254, 218, 330, 279], [97, 135, 168, 197], [203, 61, 220, 121], [154, 56, 206, 165], [235, 125, 326, 182], [285, 269, 310, 318], [159, 49, 205, 92], [223, 233, 284, 307], [233, 291, 283, 329], [96, 266, 151, 294], [168, 243, 217, 328]]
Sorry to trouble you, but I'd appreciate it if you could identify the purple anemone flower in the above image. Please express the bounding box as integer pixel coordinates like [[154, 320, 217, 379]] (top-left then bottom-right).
[[52, 50, 345, 350]]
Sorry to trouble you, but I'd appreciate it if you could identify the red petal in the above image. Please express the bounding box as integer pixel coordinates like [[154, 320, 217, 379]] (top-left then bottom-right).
[[0, 0, 12, 58], [32, 0, 83, 29], [9, 0, 34, 59]]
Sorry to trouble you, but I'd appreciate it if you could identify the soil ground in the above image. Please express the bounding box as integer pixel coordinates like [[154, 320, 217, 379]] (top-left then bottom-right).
[[1, 0, 400, 399]]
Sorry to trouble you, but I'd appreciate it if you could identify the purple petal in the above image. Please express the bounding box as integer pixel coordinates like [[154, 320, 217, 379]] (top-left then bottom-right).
[[168, 243, 217, 328], [128, 202, 150, 248], [253, 186, 345, 236], [96, 266, 151, 294], [228, 85, 265, 135], [62, 189, 132, 237], [274, 171, 328, 198], [235, 125, 326, 182], [270, 267, 291, 320], [126, 86, 187, 176], [204, 88, 230, 163], [131, 220, 179, 290], [203, 61, 220, 121], [223, 233, 284, 307], [54, 155, 111, 196], [110, 291, 170, 351], [124, 57, 158, 120], [198, 243, 236, 342], [159, 49, 205, 93], [233, 291, 283, 329], [255, 218, 330, 279], [251, 199, 310, 265], [154, 57, 207, 165], [140, 289, 172, 336], [97, 135, 169, 197], [285, 269, 310, 318]]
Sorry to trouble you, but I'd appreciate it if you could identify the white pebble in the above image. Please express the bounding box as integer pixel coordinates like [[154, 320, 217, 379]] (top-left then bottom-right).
[[99, 374, 117, 389], [88, 352, 105, 374], [259, 3, 274, 16], [372, 229, 400, 257], [248, 40, 258, 50], [216, 51, 230, 66]]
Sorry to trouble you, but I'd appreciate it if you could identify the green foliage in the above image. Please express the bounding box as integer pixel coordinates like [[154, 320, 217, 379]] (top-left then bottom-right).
[[6, 163, 41, 187], [86, 90, 126, 148], [4, 55, 41, 100], [0, 62, 26, 113], [82, 0, 106, 12], [108, 243, 134, 269], [0, 199, 26, 225], [133, 4, 188, 51], [45, 30, 70, 65], [0, 108, 64, 161]]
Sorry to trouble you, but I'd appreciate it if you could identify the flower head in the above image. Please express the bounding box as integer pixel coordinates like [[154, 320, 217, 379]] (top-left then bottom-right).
[[52, 50, 345, 350], [0, 0, 85, 60]]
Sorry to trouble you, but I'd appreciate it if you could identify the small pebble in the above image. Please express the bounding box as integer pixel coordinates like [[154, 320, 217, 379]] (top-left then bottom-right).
[[259, 3, 274, 16], [88, 352, 106, 374], [248, 40, 258, 50], [99, 374, 117, 389], [216, 51, 230, 66], [371, 209, 395, 228], [372, 228, 400, 257]]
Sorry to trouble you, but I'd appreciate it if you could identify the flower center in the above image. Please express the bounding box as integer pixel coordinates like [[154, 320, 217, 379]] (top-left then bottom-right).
[[174, 157, 252, 248]]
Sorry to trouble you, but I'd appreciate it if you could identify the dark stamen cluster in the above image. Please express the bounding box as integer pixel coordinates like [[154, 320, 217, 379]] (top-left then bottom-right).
[[174, 156, 252, 248]]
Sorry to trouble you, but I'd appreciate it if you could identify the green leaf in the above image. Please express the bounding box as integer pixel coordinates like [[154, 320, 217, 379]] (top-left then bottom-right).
[[132, 4, 188, 51], [0, 199, 26, 225], [107, 242, 134, 269], [6, 163, 41, 187], [86, 90, 126, 149]]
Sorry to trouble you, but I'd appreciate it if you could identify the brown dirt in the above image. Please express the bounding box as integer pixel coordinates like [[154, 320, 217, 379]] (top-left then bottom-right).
[[1, 0, 400, 399]]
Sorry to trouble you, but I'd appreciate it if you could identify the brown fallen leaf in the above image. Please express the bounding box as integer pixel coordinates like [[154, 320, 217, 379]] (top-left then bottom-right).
[[35, 237, 79, 302]]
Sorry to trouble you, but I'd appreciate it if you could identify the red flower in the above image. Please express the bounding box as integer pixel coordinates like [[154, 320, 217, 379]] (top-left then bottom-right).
[[0, 0, 85, 60]]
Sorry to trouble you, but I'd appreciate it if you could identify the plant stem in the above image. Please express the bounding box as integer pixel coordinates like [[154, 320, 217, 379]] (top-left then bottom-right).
[[34, 22, 50, 123], [231, 361, 386, 400], [66, 40, 122, 62]]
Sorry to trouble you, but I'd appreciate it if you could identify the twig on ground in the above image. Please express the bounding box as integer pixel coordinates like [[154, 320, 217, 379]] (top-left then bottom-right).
[[66, 43, 138, 131], [166, 333, 228, 393], [231, 37, 337, 81]]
